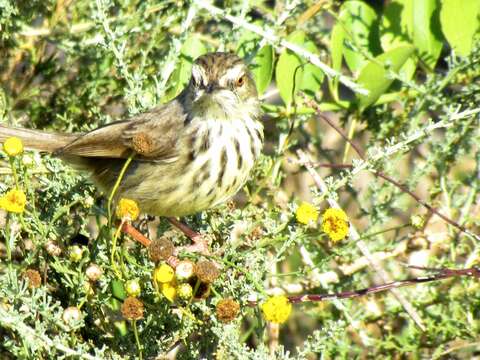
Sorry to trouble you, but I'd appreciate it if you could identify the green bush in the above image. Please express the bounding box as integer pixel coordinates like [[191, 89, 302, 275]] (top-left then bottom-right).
[[1, 0, 480, 358]]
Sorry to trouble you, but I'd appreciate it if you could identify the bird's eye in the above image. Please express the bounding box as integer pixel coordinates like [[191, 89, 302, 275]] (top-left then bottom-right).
[[236, 75, 246, 87]]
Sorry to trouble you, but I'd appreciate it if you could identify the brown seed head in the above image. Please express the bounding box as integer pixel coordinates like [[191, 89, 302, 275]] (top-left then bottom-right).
[[194, 260, 220, 283], [149, 237, 174, 262], [216, 298, 240, 323], [23, 269, 41, 288], [121, 296, 144, 320]]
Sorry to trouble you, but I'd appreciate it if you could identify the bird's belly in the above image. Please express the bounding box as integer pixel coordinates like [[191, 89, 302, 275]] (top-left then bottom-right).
[[103, 159, 253, 218]]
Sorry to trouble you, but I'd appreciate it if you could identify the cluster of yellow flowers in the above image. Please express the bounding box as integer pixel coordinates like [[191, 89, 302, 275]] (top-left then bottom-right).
[[261, 295, 292, 324], [295, 202, 349, 242], [115, 198, 140, 221], [1, 137, 26, 214]]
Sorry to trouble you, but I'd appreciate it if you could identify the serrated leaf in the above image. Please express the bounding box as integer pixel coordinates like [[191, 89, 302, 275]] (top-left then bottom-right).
[[357, 45, 415, 110], [337, 0, 381, 73], [440, 0, 480, 57], [275, 31, 324, 107], [412, 0, 443, 69]]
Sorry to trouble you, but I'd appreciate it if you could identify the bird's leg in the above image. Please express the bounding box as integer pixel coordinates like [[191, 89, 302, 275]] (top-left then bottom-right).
[[120, 218, 210, 255], [121, 222, 152, 247], [167, 217, 210, 255]]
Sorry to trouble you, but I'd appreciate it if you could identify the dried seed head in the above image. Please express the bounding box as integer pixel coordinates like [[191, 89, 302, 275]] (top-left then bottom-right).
[[216, 298, 240, 323], [194, 260, 220, 283], [45, 240, 62, 257], [121, 297, 144, 320], [23, 269, 41, 288], [148, 238, 174, 262], [63, 306, 82, 325], [85, 263, 103, 282], [175, 260, 194, 281]]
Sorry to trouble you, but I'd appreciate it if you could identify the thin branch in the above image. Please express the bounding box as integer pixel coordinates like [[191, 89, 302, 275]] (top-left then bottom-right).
[[286, 266, 480, 304], [311, 108, 480, 242]]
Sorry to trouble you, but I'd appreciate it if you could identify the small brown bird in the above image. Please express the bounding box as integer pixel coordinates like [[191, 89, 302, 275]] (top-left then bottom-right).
[[0, 52, 263, 218]]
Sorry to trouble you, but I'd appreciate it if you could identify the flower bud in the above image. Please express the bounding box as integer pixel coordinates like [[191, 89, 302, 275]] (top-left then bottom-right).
[[175, 260, 194, 281], [63, 306, 82, 325], [69, 245, 84, 262], [125, 279, 141, 297], [177, 283, 193, 300], [85, 263, 102, 282]]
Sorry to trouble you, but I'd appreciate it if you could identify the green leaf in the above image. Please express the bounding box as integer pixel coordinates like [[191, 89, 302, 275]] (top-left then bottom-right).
[[237, 28, 275, 95], [165, 35, 207, 101], [252, 45, 274, 95], [440, 0, 480, 56], [380, 0, 417, 80], [111, 279, 127, 300], [412, 0, 443, 69], [275, 31, 324, 107], [357, 45, 415, 110], [336, 0, 381, 73]]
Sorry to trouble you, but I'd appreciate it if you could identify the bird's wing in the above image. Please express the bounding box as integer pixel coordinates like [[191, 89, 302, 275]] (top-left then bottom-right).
[[55, 100, 187, 161]]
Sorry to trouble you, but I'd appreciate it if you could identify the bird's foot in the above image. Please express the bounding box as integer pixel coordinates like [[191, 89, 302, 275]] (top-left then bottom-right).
[[168, 217, 211, 255]]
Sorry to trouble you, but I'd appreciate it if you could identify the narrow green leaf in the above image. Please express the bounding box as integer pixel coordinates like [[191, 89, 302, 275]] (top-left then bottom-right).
[[275, 31, 324, 107], [329, 23, 346, 101], [337, 0, 381, 73], [440, 0, 480, 56], [357, 45, 415, 110], [412, 0, 443, 69]]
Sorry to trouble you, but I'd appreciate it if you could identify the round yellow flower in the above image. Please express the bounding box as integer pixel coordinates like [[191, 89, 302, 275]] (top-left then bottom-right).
[[3, 137, 23, 157], [261, 295, 292, 324], [115, 198, 139, 221], [161, 282, 177, 302], [321, 208, 349, 242], [0, 189, 26, 213], [154, 264, 175, 284], [295, 202, 319, 225]]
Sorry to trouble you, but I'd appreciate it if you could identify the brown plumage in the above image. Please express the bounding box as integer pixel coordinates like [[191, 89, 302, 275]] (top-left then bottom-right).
[[0, 52, 263, 217]]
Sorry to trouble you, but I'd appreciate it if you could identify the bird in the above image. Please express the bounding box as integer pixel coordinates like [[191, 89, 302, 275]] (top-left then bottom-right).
[[0, 52, 264, 247]]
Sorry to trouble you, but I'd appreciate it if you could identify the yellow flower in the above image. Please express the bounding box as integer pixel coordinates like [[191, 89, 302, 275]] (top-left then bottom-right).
[[154, 264, 175, 283], [3, 137, 23, 157], [0, 189, 26, 213], [295, 202, 319, 225], [161, 282, 176, 302], [115, 198, 139, 221], [261, 295, 292, 324], [321, 208, 349, 242]]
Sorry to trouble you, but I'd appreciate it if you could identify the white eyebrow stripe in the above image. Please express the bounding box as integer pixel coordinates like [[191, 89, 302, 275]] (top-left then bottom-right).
[[221, 64, 245, 82]]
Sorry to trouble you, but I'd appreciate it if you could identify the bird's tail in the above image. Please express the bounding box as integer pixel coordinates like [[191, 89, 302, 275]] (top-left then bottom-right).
[[0, 125, 77, 153]]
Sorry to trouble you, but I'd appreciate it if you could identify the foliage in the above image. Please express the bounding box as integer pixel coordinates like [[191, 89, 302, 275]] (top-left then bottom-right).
[[1, 0, 480, 358]]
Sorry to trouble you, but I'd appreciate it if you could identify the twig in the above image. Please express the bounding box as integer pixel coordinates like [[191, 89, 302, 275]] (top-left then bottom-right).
[[248, 266, 480, 305], [312, 109, 480, 242], [286, 266, 480, 304]]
